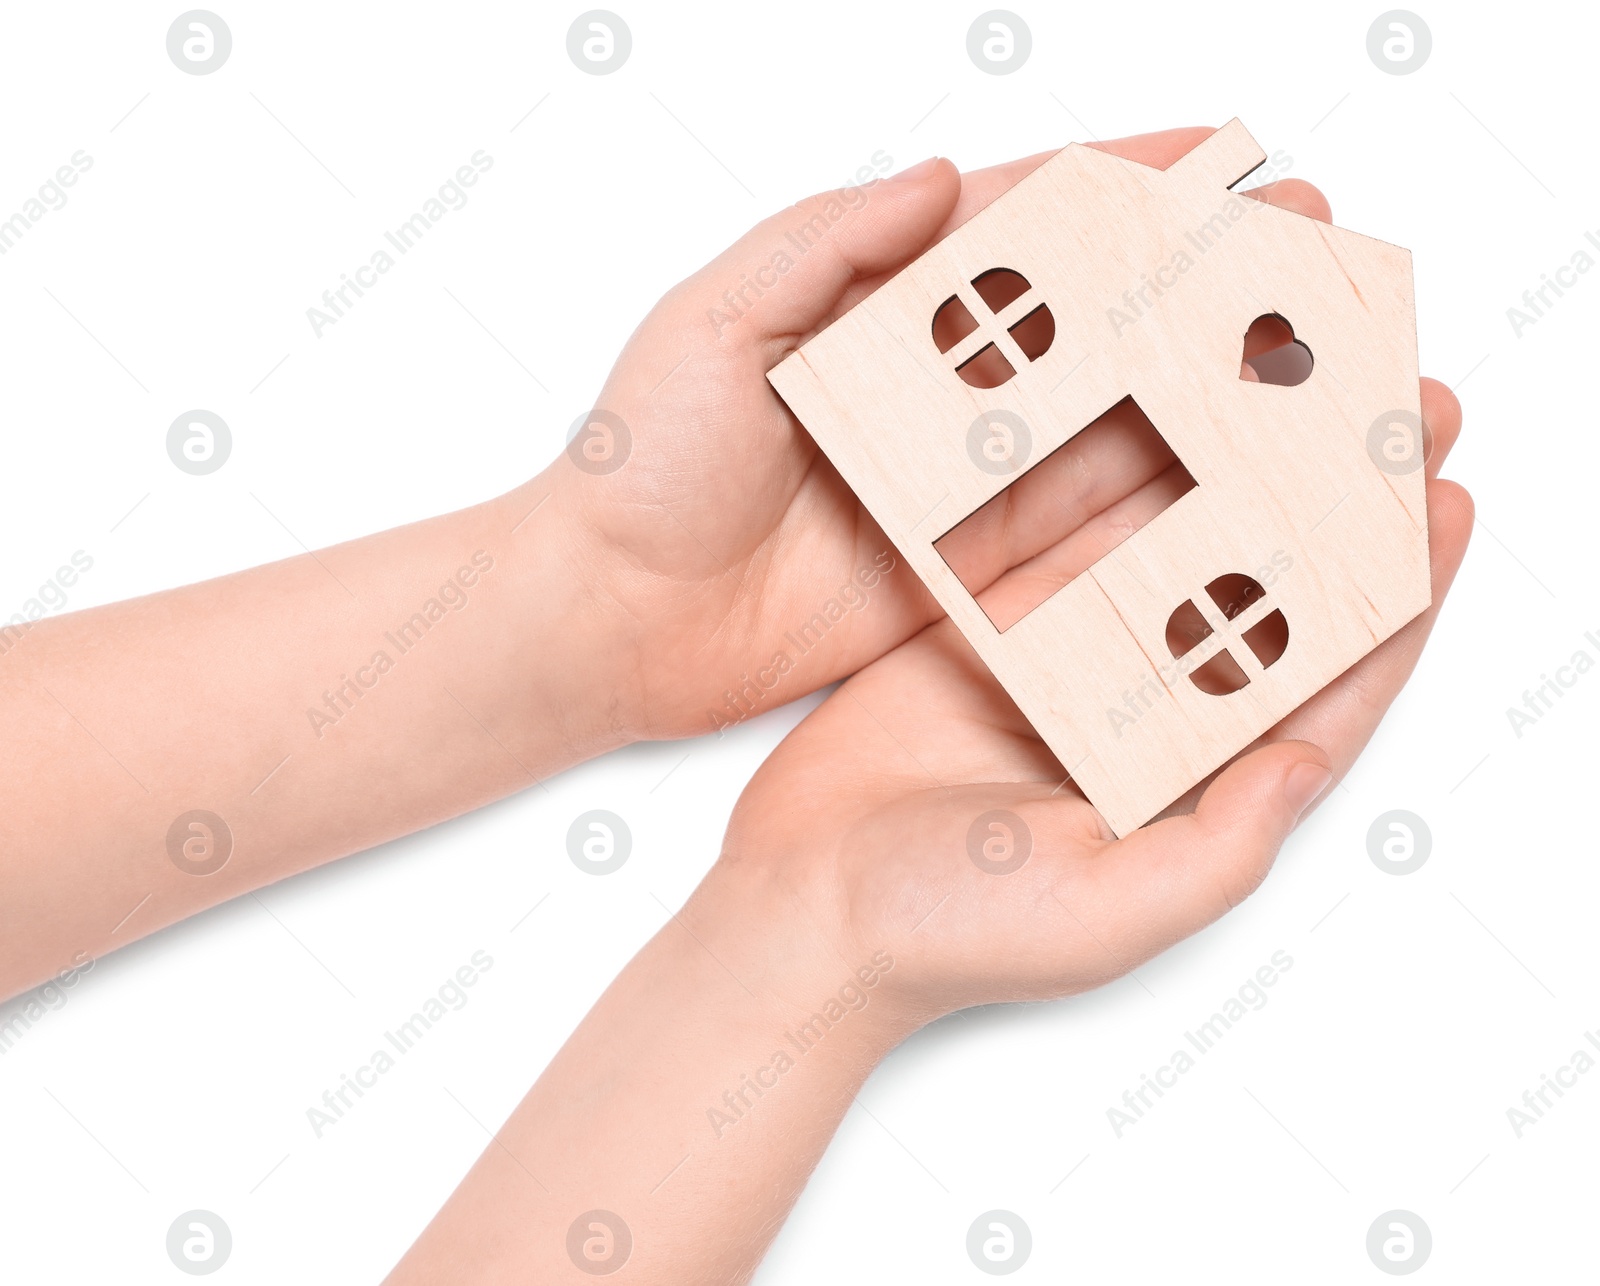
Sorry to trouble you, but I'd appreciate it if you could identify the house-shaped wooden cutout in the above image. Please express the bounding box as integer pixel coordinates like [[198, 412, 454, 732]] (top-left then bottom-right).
[[769, 120, 1429, 836]]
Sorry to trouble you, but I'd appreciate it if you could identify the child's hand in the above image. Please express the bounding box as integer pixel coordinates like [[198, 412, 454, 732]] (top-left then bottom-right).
[[718, 389, 1470, 1022], [535, 128, 1337, 742]]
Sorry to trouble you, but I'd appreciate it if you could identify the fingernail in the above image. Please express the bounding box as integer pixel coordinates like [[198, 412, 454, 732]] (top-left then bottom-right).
[[1284, 762, 1332, 819], [888, 157, 941, 182]]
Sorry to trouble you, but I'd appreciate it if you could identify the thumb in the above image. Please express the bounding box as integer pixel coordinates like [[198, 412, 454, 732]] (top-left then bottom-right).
[[1089, 741, 1332, 954], [671, 158, 961, 351]]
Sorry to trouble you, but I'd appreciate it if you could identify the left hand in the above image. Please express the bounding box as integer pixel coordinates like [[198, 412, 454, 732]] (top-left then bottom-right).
[[528, 129, 1338, 743]]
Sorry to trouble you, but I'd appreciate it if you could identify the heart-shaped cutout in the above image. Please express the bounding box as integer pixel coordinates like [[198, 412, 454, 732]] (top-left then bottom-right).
[[1240, 313, 1313, 386]]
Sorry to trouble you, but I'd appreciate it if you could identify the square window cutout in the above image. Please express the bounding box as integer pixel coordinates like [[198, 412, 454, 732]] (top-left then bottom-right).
[[934, 395, 1198, 632]]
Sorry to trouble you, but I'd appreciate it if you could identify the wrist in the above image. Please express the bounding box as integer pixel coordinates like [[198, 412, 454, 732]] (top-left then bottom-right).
[[684, 853, 925, 1065], [476, 473, 649, 764]]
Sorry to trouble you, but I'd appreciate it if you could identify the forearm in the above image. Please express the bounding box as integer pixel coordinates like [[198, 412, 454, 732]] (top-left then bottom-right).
[[390, 860, 911, 1285], [0, 474, 631, 1000]]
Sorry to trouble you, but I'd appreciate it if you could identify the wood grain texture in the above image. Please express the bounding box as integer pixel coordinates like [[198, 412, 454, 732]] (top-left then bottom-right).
[[769, 120, 1429, 836]]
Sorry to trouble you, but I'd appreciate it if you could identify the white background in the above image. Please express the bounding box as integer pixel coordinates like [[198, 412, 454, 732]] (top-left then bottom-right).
[[0, 1, 1592, 1281]]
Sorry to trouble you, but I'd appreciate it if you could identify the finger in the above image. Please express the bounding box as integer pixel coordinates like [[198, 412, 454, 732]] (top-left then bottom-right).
[[974, 462, 1194, 630], [1245, 178, 1332, 223], [936, 398, 1183, 596], [1420, 376, 1462, 478], [951, 135, 1328, 237], [828, 129, 1331, 327], [935, 148, 1056, 232], [940, 127, 1214, 234], [1260, 478, 1473, 779], [1069, 740, 1332, 961], [664, 159, 961, 358], [907, 129, 1218, 252]]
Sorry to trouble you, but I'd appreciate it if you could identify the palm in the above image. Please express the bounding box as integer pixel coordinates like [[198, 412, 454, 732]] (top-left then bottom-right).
[[727, 617, 1121, 1013], [577, 336, 935, 738]]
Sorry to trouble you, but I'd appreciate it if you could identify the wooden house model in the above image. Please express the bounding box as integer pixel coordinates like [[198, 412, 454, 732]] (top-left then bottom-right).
[[769, 120, 1429, 834]]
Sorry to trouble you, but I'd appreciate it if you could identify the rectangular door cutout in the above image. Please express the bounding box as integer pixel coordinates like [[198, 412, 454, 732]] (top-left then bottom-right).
[[933, 395, 1198, 632]]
